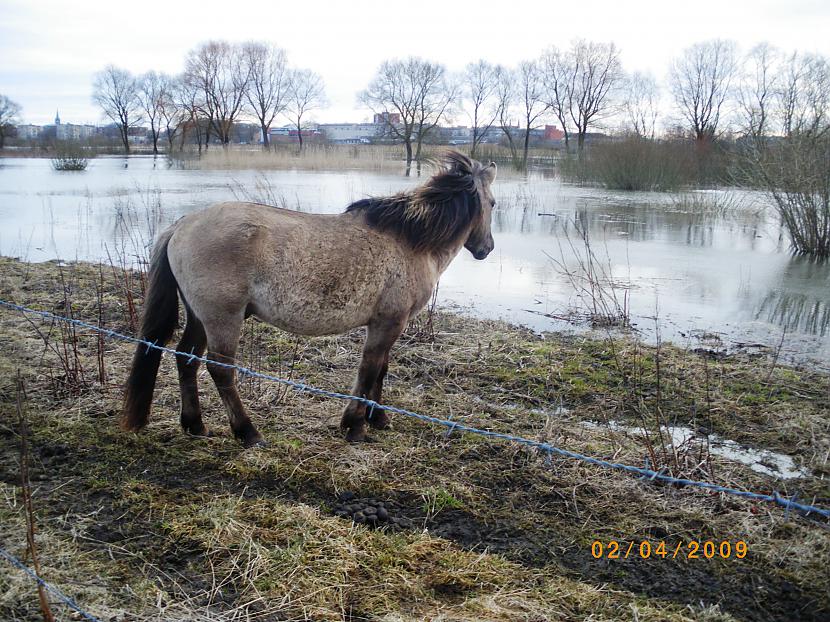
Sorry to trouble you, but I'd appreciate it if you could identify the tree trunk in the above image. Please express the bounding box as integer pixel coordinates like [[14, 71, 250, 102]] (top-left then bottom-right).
[[471, 127, 479, 159], [501, 127, 518, 166], [120, 124, 130, 154], [522, 126, 531, 170], [296, 119, 303, 153], [415, 137, 424, 177], [151, 129, 159, 155], [404, 140, 413, 177], [261, 122, 270, 150]]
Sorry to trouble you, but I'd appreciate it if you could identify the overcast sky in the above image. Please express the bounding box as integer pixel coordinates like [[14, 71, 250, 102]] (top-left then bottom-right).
[[2, 0, 829, 126]]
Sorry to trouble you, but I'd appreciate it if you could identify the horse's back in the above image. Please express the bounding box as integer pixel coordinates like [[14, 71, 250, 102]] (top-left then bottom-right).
[[166, 202, 413, 336]]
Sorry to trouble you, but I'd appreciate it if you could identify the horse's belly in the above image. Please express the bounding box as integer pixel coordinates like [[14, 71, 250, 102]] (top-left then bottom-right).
[[262, 308, 368, 337], [251, 283, 377, 337]]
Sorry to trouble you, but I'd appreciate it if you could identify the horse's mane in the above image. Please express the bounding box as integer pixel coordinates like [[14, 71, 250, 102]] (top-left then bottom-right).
[[345, 151, 485, 252]]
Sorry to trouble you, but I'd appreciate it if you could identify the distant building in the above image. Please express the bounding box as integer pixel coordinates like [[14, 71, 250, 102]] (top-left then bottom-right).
[[373, 112, 400, 125], [319, 122, 383, 144], [16, 124, 41, 139], [544, 125, 565, 141], [268, 125, 323, 143], [56, 123, 97, 141], [53, 109, 97, 141]]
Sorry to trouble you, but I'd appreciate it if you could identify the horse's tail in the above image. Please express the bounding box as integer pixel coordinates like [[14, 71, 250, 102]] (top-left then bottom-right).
[[122, 225, 180, 432]]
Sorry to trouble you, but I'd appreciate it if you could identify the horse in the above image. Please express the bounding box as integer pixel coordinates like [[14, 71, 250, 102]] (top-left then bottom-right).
[[121, 151, 497, 447]]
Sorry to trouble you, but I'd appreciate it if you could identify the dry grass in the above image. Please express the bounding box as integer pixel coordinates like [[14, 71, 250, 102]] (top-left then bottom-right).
[[0, 257, 828, 621], [178, 144, 408, 173], [171, 144, 551, 177]]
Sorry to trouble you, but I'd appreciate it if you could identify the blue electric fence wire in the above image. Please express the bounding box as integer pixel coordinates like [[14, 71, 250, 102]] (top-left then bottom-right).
[[0, 547, 102, 622], [1, 298, 828, 520]]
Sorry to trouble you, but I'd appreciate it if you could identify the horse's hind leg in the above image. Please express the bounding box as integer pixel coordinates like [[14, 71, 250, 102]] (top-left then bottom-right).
[[175, 305, 208, 436], [367, 350, 391, 430], [204, 317, 265, 448], [342, 318, 405, 442]]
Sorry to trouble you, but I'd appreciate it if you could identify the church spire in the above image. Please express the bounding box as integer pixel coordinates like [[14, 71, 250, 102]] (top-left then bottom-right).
[[55, 109, 61, 125]]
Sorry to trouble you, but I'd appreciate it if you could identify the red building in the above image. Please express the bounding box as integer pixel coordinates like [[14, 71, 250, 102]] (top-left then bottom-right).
[[544, 125, 565, 141]]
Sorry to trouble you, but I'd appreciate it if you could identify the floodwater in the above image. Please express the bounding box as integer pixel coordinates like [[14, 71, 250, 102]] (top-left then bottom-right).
[[1, 155, 828, 369], [581, 420, 809, 480]]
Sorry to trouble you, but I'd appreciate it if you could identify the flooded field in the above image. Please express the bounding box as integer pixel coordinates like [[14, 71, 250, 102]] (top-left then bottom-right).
[[1, 155, 828, 368]]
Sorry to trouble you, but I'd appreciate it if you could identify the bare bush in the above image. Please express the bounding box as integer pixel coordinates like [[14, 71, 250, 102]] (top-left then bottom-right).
[[744, 52, 830, 257]]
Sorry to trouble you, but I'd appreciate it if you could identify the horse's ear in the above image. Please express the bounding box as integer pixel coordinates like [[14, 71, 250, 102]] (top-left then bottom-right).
[[482, 162, 497, 184]]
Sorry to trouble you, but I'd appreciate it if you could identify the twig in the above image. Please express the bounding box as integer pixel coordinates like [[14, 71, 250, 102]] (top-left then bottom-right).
[[17, 370, 56, 622]]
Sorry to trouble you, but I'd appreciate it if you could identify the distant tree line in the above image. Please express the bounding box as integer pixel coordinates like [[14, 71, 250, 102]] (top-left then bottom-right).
[[5, 37, 827, 176], [91, 41, 326, 155]]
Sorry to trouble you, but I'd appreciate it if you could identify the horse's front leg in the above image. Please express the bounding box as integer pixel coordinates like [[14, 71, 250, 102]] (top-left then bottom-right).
[[342, 318, 405, 442]]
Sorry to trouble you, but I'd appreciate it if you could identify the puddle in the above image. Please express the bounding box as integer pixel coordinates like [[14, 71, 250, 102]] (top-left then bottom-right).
[[582, 420, 809, 480]]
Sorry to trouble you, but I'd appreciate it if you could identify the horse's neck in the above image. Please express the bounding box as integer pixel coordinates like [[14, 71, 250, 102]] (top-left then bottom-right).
[[429, 238, 466, 275]]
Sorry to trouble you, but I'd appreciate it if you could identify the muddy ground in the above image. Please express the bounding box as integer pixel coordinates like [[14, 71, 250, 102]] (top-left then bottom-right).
[[0, 257, 828, 621]]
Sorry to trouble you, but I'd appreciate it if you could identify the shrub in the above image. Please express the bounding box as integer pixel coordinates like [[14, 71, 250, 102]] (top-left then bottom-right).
[[750, 133, 830, 258], [560, 137, 738, 191], [51, 142, 91, 171]]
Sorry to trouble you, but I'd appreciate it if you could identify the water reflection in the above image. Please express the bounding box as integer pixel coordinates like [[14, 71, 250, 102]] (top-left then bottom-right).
[[754, 291, 830, 336], [750, 256, 830, 337], [0, 156, 828, 367]]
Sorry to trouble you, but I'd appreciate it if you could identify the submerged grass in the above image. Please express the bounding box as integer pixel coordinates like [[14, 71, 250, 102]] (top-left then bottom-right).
[[0, 257, 828, 621]]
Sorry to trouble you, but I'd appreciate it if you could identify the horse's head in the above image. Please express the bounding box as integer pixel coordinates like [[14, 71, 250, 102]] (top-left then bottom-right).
[[345, 151, 498, 259], [465, 160, 497, 260]]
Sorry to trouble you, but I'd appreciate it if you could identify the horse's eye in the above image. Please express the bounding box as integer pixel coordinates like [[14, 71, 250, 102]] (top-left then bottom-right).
[[491, 199, 497, 208]]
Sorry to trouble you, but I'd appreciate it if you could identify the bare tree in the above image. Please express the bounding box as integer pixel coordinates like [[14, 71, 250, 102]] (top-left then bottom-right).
[[776, 52, 830, 139], [184, 41, 252, 147], [737, 43, 780, 141], [157, 74, 186, 151], [668, 39, 738, 143], [412, 64, 456, 174], [463, 60, 499, 158], [361, 57, 455, 176], [92, 65, 143, 153], [285, 68, 326, 152], [516, 60, 550, 168], [0, 94, 22, 149], [361, 60, 417, 174], [138, 71, 165, 154], [177, 73, 206, 152], [541, 48, 573, 151], [493, 65, 520, 164], [243, 42, 290, 149], [569, 41, 623, 152], [623, 71, 659, 138]]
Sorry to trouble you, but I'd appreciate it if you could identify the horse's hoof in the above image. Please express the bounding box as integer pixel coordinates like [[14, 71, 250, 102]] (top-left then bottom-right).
[[345, 427, 367, 443], [185, 425, 212, 438], [368, 410, 391, 430]]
